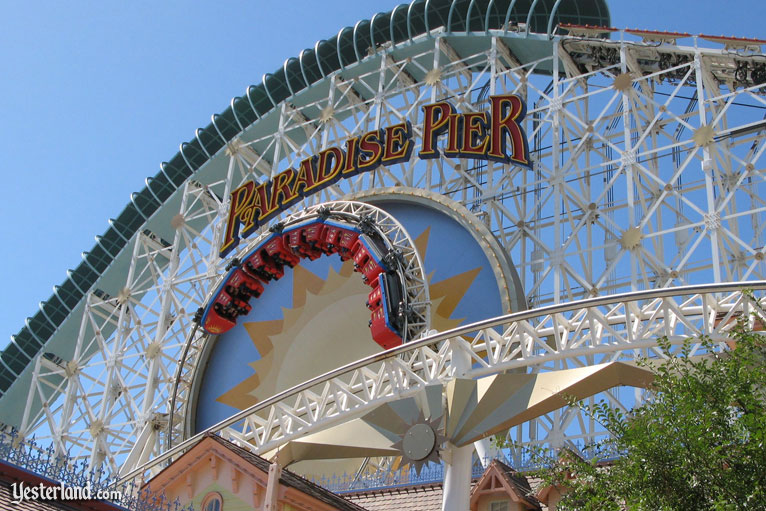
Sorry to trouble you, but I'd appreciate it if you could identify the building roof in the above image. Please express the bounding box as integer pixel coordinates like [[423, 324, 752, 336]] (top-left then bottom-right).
[[468, 459, 541, 510], [344, 483, 444, 511], [345, 460, 544, 511], [149, 434, 367, 511], [493, 459, 539, 504]]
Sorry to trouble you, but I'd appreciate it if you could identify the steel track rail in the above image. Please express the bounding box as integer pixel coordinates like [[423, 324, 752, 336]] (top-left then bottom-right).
[[117, 280, 766, 483]]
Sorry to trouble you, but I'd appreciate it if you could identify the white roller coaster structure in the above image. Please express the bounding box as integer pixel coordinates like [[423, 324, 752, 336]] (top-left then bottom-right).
[[4, 1, 766, 494]]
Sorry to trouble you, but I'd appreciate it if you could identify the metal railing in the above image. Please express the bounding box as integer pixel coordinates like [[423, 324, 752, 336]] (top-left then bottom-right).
[[0, 429, 193, 511]]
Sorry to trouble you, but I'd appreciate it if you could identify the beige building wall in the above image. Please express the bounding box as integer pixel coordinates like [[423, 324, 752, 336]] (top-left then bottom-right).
[[144, 436, 361, 511], [475, 494, 529, 511]]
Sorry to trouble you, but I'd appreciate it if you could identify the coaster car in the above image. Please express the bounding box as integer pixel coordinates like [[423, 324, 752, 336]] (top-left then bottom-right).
[[203, 293, 237, 334], [351, 235, 389, 285], [284, 222, 324, 260], [242, 248, 284, 281], [200, 265, 255, 335], [321, 224, 345, 254], [366, 284, 382, 310], [263, 234, 300, 267], [199, 213, 406, 349], [225, 267, 264, 300], [367, 273, 404, 349], [302, 222, 331, 253], [335, 228, 361, 261]]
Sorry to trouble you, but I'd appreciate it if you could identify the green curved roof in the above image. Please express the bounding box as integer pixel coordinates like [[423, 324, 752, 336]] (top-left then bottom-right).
[[0, 0, 610, 396]]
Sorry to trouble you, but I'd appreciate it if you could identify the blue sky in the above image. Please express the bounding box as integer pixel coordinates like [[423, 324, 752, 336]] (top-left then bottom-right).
[[1, 0, 764, 347]]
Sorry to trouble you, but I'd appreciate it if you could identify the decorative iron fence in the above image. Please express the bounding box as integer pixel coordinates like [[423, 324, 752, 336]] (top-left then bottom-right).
[[0, 429, 193, 511], [310, 441, 625, 494]]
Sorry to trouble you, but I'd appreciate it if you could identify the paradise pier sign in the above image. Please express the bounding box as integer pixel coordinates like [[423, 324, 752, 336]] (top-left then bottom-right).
[[220, 94, 531, 257]]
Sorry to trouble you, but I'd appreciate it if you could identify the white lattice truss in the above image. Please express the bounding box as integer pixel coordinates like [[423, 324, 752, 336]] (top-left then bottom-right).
[[121, 282, 766, 483], [15, 27, 766, 480]]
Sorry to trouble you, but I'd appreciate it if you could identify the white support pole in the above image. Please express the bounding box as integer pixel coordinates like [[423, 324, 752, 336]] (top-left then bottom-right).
[[443, 338, 473, 511], [54, 294, 94, 457], [264, 461, 281, 511], [442, 442, 474, 511], [91, 235, 144, 469], [694, 49, 721, 286], [619, 39, 638, 292], [140, 183, 187, 419], [552, 36, 562, 303], [474, 437, 500, 468]]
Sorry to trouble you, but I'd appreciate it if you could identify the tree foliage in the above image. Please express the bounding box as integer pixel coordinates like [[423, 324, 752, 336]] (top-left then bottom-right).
[[537, 321, 766, 510]]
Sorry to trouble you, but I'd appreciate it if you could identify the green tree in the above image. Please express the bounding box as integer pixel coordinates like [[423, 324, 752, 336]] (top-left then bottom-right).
[[537, 322, 766, 511]]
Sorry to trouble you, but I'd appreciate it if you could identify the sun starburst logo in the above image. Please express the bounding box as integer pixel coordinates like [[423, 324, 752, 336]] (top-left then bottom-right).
[[216, 227, 481, 410]]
